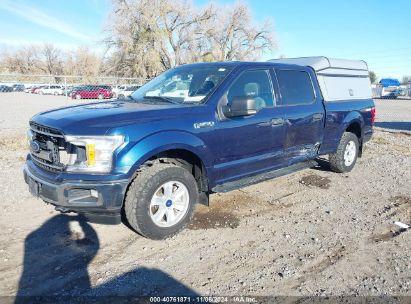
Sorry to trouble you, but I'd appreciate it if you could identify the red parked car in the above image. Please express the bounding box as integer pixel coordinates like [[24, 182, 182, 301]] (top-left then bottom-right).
[[71, 85, 113, 100], [30, 86, 44, 94]]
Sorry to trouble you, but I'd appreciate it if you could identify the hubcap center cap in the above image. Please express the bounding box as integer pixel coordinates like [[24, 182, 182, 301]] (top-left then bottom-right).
[[165, 199, 173, 207]]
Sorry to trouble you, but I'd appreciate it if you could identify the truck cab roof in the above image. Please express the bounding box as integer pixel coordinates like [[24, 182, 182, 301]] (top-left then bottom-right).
[[179, 61, 304, 70]]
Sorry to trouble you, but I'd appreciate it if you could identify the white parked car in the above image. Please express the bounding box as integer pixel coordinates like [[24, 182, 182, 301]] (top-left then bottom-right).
[[117, 85, 141, 99], [112, 85, 128, 98], [145, 80, 190, 98], [37, 85, 64, 95]]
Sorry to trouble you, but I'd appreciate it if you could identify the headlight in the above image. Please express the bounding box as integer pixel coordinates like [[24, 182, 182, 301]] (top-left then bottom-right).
[[64, 135, 124, 173]]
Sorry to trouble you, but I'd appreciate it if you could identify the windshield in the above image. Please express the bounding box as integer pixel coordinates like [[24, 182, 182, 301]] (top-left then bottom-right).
[[130, 64, 232, 104]]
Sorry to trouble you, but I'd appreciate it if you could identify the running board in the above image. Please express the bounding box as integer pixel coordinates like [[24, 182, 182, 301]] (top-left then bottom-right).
[[212, 160, 317, 193]]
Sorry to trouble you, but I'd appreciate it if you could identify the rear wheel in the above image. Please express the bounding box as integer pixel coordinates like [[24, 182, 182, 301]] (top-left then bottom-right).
[[329, 132, 359, 173], [124, 162, 198, 239]]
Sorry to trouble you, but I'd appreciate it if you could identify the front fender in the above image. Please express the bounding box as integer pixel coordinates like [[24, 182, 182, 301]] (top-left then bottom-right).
[[115, 131, 211, 177]]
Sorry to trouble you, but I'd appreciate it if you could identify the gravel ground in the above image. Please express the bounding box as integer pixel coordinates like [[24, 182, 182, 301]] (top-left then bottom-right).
[[0, 93, 410, 298]]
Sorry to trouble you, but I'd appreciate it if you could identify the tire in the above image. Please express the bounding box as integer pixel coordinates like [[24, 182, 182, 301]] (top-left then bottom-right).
[[124, 162, 198, 239], [329, 132, 359, 173]]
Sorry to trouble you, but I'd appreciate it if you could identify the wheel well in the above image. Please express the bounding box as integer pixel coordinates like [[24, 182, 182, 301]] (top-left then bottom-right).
[[346, 122, 361, 140], [146, 149, 209, 205], [346, 122, 362, 156]]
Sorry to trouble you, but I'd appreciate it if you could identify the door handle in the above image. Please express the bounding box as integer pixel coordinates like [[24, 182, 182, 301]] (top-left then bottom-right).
[[257, 118, 284, 127], [312, 113, 324, 121], [271, 118, 284, 126]]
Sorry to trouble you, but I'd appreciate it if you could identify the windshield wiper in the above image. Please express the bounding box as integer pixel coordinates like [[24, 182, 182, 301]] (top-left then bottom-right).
[[143, 96, 180, 104]]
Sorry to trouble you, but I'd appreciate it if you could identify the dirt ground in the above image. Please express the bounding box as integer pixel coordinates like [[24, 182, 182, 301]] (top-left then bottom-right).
[[0, 93, 410, 297]]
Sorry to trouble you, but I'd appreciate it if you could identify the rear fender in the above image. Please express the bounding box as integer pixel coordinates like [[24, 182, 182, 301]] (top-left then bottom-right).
[[339, 112, 364, 139], [339, 111, 364, 155]]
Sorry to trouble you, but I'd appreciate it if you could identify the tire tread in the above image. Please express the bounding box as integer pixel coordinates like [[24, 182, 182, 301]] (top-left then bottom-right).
[[329, 132, 359, 173]]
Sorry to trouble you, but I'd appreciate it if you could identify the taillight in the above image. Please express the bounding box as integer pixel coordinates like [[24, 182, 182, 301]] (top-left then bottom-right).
[[371, 107, 376, 125]]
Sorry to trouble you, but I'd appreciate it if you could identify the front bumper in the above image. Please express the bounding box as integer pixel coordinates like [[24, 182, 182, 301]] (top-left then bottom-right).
[[23, 159, 129, 224]]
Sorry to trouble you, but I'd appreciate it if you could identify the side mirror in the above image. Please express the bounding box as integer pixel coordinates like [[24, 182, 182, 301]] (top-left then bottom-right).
[[225, 96, 257, 117]]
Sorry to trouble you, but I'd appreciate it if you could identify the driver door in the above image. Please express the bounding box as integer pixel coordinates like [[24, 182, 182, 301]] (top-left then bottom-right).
[[210, 68, 286, 184]]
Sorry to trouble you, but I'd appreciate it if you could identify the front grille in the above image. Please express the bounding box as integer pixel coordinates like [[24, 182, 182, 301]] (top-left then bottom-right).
[[31, 154, 65, 173], [30, 122, 64, 138], [29, 122, 66, 173]]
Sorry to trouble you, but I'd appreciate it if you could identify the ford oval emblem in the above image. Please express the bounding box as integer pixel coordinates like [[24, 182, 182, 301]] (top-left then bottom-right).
[[30, 140, 41, 153]]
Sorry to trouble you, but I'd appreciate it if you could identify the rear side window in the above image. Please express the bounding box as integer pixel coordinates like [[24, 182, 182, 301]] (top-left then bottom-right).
[[276, 70, 315, 105]]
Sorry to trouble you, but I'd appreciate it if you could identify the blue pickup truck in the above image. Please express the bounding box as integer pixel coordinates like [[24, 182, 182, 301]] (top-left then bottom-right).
[[24, 57, 375, 239]]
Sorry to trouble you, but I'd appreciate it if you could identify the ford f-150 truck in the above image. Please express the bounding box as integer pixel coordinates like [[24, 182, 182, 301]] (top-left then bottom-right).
[[24, 57, 375, 239]]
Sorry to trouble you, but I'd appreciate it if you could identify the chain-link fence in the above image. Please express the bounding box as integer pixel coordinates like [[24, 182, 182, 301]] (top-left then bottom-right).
[[0, 73, 150, 100], [401, 86, 411, 98]]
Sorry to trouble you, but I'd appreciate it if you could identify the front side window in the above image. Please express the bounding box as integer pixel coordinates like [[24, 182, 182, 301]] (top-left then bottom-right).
[[226, 69, 274, 110], [276, 70, 315, 105], [131, 65, 233, 104]]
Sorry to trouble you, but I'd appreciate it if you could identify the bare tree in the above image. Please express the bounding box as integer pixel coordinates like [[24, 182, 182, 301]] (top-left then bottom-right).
[[103, 0, 277, 77], [66, 47, 101, 75], [0, 44, 65, 78], [157, 0, 214, 68], [201, 2, 276, 61], [0, 45, 41, 74], [103, 0, 164, 80], [0, 43, 104, 84], [37, 44, 65, 77]]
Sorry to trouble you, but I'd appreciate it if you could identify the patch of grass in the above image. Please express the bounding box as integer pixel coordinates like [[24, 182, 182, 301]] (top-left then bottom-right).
[[372, 136, 390, 145]]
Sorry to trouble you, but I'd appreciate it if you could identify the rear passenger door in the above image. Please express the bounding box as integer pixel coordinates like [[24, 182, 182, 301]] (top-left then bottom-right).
[[274, 68, 325, 165]]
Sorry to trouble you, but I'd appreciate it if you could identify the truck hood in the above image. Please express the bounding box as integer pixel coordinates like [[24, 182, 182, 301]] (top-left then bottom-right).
[[31, 100, 187, 135]]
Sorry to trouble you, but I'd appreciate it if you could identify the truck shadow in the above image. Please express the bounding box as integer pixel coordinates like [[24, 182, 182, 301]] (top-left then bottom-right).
[[15, 214, 197, 301], [310, 158, 331, 172]]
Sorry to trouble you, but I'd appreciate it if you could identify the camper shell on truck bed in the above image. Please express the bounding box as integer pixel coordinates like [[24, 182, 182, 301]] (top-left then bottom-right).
[[269, 56, 372, 102]]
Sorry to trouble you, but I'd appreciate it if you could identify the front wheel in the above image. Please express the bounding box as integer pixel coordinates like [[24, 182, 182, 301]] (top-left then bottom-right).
[[124, 162, 198, 239], [329, 132, 359, 173]]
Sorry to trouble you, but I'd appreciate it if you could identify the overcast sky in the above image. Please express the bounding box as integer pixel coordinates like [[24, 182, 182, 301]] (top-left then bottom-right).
[[0, 0, 410, 79]]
